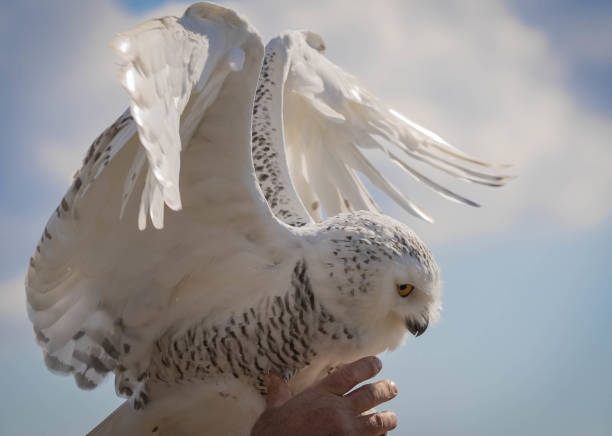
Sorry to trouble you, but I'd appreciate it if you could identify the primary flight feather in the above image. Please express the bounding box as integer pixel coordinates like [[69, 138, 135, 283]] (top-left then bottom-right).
[[25, 3, 509, 435]]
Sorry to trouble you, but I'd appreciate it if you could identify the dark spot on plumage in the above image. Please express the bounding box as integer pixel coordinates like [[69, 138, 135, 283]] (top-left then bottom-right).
[[72, 330, 85, 340], [89, 355, 112, 373], [123, 343, 131, 354], [61, 198, 69, 211], [152, 426, 159, 433], [75, 373, 97, 390], [44, 353, 73, 374], [35, 328, 50, 344], [102, 338, 120, 360]]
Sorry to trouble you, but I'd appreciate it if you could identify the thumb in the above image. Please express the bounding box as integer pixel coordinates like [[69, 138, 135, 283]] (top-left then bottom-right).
[[264, 373, 292, 408]]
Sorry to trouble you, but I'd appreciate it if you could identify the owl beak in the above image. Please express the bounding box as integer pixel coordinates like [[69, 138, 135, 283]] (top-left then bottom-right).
[[405, 315, 429, 337]]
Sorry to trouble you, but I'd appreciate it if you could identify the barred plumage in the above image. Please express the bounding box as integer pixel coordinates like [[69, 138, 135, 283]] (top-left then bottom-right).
[[148, 260, 345, 394]]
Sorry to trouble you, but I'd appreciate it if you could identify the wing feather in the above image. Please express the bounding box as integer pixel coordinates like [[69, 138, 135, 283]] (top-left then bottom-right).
[[111, 11, 238, 228], [342, 143, 433, 222], [26, 3, 272, 406], [273, 30, 510, 222]]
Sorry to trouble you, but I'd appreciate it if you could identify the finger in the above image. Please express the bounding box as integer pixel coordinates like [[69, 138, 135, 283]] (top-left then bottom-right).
[[356, 410, 398, 435], [360, 408, 376, 417], [359, 408, 388, 435], [346, 380, 398, 414], [318, 356, 382, 396], [264, 373, 292, 408]]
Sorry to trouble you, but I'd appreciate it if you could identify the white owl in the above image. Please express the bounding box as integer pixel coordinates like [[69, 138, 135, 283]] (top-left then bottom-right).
[[25, 3, 509, 435]]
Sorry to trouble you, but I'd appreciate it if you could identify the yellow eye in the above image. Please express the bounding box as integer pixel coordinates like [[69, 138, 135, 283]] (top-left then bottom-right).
[[396, 284, 415, 298]]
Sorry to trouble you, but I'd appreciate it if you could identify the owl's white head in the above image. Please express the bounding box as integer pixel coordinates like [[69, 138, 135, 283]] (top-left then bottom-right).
[[303, 211, 441, 350]]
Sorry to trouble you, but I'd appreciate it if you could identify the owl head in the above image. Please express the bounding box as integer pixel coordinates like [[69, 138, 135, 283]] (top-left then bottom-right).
[[303, 211, 441, 349]]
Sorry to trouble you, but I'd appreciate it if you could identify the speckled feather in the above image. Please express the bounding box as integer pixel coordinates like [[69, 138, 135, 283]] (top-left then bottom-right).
[[251, 46, 310, 227]]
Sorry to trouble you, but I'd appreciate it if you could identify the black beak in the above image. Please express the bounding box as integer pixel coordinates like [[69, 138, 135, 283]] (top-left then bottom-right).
[[405, 315, 429, 337]]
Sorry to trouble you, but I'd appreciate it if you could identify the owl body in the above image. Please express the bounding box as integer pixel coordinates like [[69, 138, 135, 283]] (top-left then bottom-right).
[[91, 211, 435, 435]]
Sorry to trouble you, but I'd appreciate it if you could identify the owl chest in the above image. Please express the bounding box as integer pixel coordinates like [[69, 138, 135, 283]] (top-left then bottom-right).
[[148, 283, 355, 393]]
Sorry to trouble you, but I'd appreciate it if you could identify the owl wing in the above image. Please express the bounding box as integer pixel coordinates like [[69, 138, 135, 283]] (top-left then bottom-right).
[[25, 3, 275, 405], [265, 30, 511, 224]]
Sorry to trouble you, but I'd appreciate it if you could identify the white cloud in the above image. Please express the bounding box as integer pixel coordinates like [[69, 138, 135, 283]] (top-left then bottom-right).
[[20, 0, 612, 247]]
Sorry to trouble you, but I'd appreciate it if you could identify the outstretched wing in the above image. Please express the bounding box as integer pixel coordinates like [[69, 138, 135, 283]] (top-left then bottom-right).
[[261, 30, 510, 224], [25, 3, 276, 405]]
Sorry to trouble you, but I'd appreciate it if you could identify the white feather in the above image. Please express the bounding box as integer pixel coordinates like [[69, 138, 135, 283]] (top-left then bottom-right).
[[268, 30, 511, 222]]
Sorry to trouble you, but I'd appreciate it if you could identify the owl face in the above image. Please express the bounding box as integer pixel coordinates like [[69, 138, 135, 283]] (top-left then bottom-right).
[[386, 251, 441, 337], [304, 211, 442, 340]]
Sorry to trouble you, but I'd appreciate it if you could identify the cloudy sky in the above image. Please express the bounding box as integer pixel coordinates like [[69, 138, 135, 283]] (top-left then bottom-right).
[[1, 1, 611, 435]]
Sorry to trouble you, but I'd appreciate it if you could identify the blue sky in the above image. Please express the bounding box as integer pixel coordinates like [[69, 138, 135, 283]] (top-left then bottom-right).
[[1, 1, 611, 435], [508, 0, 612, 114]]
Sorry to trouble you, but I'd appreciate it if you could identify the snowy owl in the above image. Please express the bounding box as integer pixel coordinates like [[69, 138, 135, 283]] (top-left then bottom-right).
[[25, 3, 509, 435]]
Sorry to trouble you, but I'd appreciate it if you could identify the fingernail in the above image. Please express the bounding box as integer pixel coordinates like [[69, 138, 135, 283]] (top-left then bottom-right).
[[389, 381, 398, 396], [373, 357, 382, 372]]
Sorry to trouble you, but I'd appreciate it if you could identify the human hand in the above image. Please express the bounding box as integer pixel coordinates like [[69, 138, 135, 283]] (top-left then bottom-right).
[[250, 356, 398, 436]]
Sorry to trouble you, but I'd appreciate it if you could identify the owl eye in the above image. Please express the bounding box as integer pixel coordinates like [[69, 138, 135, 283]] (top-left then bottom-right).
[[396, 283, 415, 298]]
